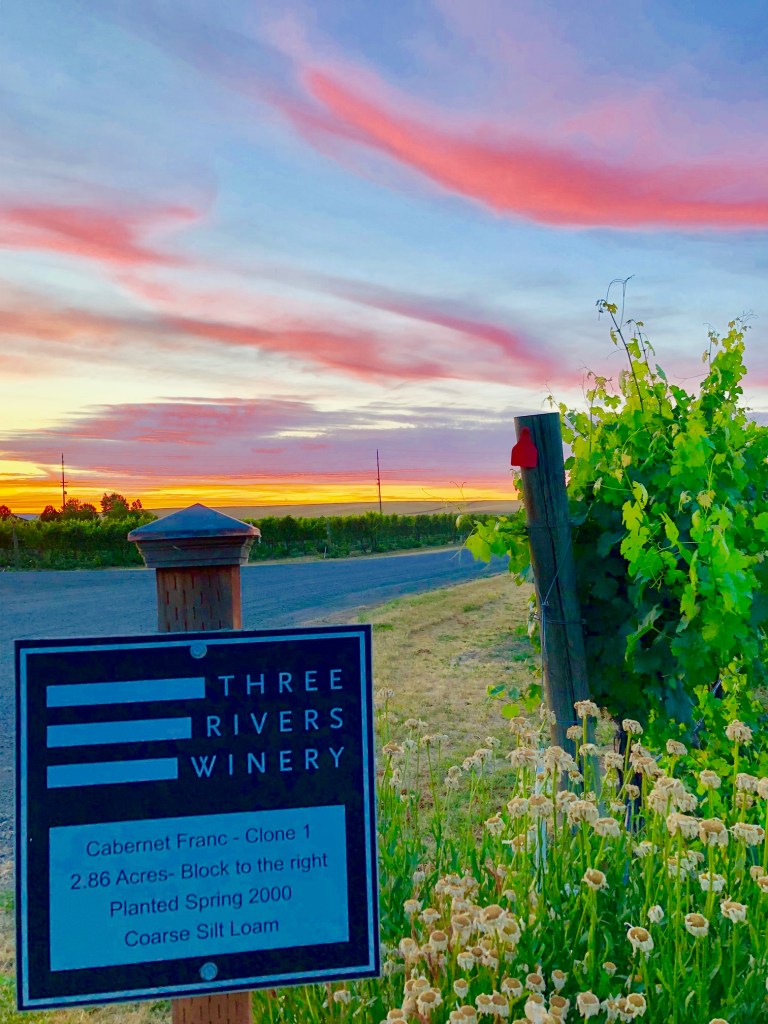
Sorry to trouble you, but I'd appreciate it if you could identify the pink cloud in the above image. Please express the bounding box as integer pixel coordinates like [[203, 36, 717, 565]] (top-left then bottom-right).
[[121, 276, 568, 386], [271, 69, 768, 230], [137, 260, 569, 384], [2, 289, 433, 383], [326, 281, 554, 369], [98, 3, 768, 222], [165, 314, 447, 381], [4, 285, 558, 387], [0, 397, 522, 488], [3, 304, 145, 343], [0, 298, 180, 378], [3, 241, 571, 388], [0, 202, 201, 266]]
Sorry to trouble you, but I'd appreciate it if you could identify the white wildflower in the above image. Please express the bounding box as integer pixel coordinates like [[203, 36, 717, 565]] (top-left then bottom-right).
[[528, 794, 554, 819], [507, 748, 538, 769], [574, 700, 600, 720], [627, 926, 654, 953], [622, 719, 643, 735], [582, 868, 608, 891], [666, 812, 699, 839], [485, 814, 505, 836], [698, 872, 726, 892], [699, 769, 721, 789], [725, 720, 753, 744], [567, 800, 599, 826], [720, 900, 747, 923], [592, 816, 622, 838], [576, 990, 601, 1018], [699, 818, 729, 848], [666, 739, 687, 756], [507, 796, 530, 818], [731, 822, 765, 846], [684, 913, 709, 937], [735, 772, 759, 793], [551, 969, 567, 991]]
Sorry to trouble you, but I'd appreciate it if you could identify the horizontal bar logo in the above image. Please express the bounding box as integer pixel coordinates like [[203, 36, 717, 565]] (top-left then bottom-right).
[[46, 677, 206, 707], [47, 758, 179, 789], [47, 718, 192, 748], [44, 678, 201, 788]]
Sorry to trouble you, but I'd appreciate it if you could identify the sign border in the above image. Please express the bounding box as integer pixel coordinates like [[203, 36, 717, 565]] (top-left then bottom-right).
[[16, 625, 379, 1009]]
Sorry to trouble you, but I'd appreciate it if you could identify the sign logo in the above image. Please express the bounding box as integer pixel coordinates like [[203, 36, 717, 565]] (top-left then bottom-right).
[[16, 626, 378, 1009]]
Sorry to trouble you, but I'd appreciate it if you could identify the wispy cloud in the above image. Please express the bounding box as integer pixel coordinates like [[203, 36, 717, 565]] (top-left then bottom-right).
[[0, 202, 201, 266], [323, 279, 555, 370], [117, 3, 768, 232], [163, 314, 447, 381], [87, 4, 768, 231], [282, 70, 768, 230], [119, 275, 568, 386], [1, 280, 564, 389]]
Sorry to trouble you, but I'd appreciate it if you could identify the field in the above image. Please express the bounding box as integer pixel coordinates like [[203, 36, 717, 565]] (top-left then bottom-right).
[[145, 501, 522, 520]]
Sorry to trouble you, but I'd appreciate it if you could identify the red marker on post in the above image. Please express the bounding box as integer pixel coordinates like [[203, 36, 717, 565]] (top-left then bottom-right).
[[511, 426, 538, 468]]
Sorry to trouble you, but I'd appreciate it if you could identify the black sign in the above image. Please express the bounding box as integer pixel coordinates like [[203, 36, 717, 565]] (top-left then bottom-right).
[[16, 625, 378, 1009]]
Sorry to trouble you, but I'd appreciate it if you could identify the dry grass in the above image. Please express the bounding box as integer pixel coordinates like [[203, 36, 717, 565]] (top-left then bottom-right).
[[0, 901, 13, 978], [0, 573, 535, 1023], [366, 577, 535, 753], [311, 573, 536, 754]]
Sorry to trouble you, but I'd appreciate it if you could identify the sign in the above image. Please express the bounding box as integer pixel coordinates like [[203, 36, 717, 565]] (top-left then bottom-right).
[[16, 625, 378, 1009]]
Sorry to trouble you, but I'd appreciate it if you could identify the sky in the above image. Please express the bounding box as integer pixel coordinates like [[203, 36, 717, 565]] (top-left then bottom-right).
[[2, 0, 767, 512]]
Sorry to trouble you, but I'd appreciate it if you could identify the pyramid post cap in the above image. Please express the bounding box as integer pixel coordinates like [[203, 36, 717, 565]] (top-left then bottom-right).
[[128, 503, 260, 568], [128, 503, 259, 541]]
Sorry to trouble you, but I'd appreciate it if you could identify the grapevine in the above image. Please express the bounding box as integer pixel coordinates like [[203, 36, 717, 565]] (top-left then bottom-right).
[[465, 299, 768, 744]]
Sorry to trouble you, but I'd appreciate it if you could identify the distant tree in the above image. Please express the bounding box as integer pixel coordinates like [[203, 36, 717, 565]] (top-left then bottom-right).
[[59, 499, 98, 520], [61, 498, 81, 518], [40, 505, 61, 521], [62, 499, 85, 519], [0, 504, 13, 519], [101, 492, 130, 517], [130, 498, 143, 511]]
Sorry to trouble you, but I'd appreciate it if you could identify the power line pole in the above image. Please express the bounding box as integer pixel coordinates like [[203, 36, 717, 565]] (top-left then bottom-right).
[[61, 454, 67, 510], [376, 450, 382, 513]]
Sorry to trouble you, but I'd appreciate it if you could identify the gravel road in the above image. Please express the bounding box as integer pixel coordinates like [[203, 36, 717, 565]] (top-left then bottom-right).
[[0, 548, 508, 856]]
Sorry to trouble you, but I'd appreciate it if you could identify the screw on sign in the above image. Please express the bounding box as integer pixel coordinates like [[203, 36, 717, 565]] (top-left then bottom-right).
[[510, 427, 538, 469]]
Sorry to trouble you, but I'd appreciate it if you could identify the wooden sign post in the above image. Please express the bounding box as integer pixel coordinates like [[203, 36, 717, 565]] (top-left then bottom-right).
[[512, 413, 591, 749], [129, 504, 259, 1024], [16, 503, 379, 1015]]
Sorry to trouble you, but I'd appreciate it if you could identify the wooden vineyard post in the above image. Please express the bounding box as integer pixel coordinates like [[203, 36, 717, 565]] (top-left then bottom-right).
[[512, 413, 591, 750], [128, 504, 260, 1024]]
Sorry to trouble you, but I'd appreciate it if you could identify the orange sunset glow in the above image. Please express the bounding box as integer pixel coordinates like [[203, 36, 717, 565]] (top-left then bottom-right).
[[3, 472, 516, 516]]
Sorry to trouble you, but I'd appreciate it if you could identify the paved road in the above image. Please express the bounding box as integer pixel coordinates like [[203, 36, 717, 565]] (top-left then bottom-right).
[[0, 548, 508, 854]]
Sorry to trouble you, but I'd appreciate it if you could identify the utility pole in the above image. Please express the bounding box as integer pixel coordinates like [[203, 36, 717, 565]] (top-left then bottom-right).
[[376, 450, 382, 513], [60, 454, 67, 510]]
